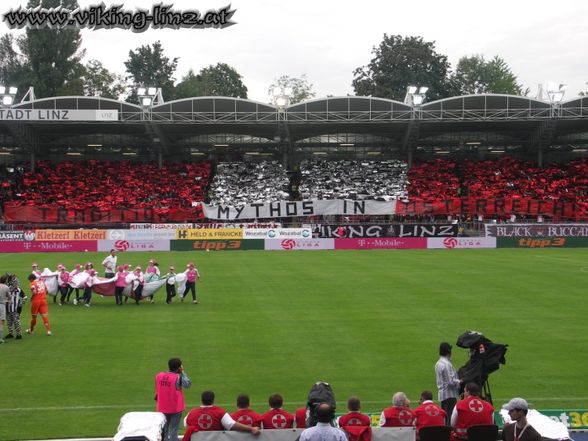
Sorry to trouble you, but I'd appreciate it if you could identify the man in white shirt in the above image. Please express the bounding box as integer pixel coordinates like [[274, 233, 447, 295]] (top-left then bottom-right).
[[300, 404, 346, 441], [435, 342, 462, 425], [102, 249, 118, 278]]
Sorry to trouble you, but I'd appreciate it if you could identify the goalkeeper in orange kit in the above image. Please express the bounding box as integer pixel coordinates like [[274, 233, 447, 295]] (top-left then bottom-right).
[[26, 274, 52, 336]]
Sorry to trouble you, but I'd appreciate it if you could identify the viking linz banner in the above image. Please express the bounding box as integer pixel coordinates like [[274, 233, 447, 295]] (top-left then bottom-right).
[[320, 224, 458, 238]]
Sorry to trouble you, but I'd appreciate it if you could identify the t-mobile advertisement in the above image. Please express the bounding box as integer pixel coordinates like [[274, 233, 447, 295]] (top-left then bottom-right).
[[0, 240, 97, 253], [335, 238, 427, 250]]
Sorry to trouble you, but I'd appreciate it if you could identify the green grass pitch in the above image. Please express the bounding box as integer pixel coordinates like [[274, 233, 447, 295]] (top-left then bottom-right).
[[0, 248, 587, 440]]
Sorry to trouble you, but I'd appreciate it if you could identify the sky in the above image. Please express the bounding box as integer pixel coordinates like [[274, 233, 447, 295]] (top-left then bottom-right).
[[0, 0, 587, 103]]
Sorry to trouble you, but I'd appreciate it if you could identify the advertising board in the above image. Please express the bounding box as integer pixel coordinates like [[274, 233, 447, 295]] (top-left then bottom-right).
[[427, 237, 497, 249], [335, 238, 427, 250], [0, 240, 97, 253], [98, 240, 171, 252], [264, 239, 334, 251]]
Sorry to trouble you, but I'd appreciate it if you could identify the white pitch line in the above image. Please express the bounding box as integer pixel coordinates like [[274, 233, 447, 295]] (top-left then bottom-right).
[[2, 397, 588, 412]]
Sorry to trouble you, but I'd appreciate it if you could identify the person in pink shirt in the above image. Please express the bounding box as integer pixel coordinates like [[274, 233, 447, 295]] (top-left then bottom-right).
[[145, 259, 160, 303], [114, 265, 128, 306], [57, 264, 70, 306], [182, 262, 200, 304]]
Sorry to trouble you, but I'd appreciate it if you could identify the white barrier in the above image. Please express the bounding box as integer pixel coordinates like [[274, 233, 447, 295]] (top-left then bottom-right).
[[191, 427, 415, 441]]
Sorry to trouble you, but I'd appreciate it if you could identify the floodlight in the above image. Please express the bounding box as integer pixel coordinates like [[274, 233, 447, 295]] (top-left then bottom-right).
[[283, 87, 293, 96], [8, 87, 17, 95], [0, 86, 5, 94], [547, 82, 558, 93], [2, 96, 14, 106], [412, 95, 424, 105], [141, 96, 153, 106], [136, 87, 146, 95], [407, 86, 417, 94], [147, 87, 157, 95], [559, 84, 568, 92], [272, 87, 281, 97], [550, 91, 564, 103], [418, 87, 429, 94], [276, 97, 288, 107]]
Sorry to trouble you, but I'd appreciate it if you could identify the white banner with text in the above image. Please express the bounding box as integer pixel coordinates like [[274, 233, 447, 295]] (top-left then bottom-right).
[[203, 200, 396, 220]]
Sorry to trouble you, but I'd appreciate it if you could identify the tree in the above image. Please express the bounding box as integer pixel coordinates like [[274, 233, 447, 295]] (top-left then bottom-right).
[[451, 55, 524, 95], [124, 40, 178, 103], [268, 74, 315, 104], [352, 34, 452, 102], [82, 59, 126, 99], [175, 63, 248, 99], [15, 0, 86, 98], [0, 34, 29, 100]]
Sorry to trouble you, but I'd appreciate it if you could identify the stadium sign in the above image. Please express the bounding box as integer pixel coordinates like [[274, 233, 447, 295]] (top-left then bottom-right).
[[497, 237, 588, 248], [98, 240, 170, 252], [0, 108, 118, 121], [335, 238, 427, 250], [202, 200, 395, 220], [264, 238, 334, 250], [107, 229, 177, 240], [428, 237, 496, 249], [486, 223, 588, 237], [129, 223, 194, 230], [0, 240, 97, 252], [243, 228, 312, 239], [176, 228, 243, 240], [320, 224, 457, 238], [34, 229, 107, 240], [0, 231, 25, 241], [170, 239, 263, 251]]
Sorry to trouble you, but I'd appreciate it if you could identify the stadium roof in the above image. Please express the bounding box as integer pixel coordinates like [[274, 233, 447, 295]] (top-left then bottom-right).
[[0, 94, 587, 161]]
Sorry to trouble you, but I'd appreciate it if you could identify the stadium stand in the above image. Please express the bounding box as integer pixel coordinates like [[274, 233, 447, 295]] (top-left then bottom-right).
[[298, 160, 408, 201], [2, 160, 211, 211], [208, 161, 290, 206], [407, 157, 588, 203]]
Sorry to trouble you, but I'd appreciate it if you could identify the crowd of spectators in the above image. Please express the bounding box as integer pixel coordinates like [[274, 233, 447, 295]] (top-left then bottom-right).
[[407, 157, 588, 203], [208, 161, 290, 206], [299, 160, 408, 201], [0, 157, 587, 215], [1, 160, 211, 211]]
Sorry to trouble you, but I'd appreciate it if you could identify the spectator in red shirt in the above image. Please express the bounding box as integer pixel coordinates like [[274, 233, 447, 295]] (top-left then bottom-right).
[[183, 390, 260, 441], [338, 396, 371, 427], [230, 394, 261, 427], [379, 392, 415, 427], [295, 406, 307, 429], [260, 393, 294, 429], [413, 391, 446, 438]]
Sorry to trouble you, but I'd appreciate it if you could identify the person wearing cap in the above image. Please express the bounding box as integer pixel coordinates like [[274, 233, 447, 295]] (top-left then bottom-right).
[[435, 342, 462, 425], [164, 266, 177, 304], [181, 262, 200, 304], [501, 398, 541, 441], [114, 265, 128, 306], [102, 249, 118, 279], [450, 383, 494, 441], [30, 263, 42, 280], [68, 264, 82, 305], [57, 264, 71, 306], [145, 259, 160, 303], [82, 269, 97, 307], [131, 266, 145, 305]]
